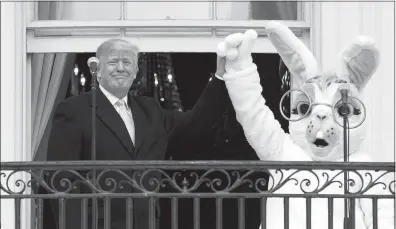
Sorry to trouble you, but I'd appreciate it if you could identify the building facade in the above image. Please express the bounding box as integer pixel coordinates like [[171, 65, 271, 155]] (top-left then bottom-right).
[[1, 1, 394, 228]]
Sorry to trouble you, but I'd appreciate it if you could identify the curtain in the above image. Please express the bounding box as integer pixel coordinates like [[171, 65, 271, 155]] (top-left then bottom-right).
[[223, 1, 297, 20], [32, 54, 76, 160], [32, 1, 76, 159], [251, 1, 297, 20]]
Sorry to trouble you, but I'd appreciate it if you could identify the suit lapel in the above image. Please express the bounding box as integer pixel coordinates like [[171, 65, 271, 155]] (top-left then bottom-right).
[[128, 94, 149, 154], [92, 89, 135, 156]]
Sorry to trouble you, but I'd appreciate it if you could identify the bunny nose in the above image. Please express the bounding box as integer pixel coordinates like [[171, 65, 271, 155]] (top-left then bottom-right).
[[316, 114, 327, 120]]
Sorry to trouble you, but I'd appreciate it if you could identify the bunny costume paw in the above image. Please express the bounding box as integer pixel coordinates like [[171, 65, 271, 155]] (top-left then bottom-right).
[[217, 30, 258, 81]]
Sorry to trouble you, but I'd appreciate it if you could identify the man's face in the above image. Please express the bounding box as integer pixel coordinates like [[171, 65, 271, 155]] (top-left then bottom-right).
[[97, 42, 138, 96]]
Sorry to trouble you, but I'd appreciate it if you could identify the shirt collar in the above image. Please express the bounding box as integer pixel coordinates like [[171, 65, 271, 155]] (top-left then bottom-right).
[[99, 85, 128, 107]]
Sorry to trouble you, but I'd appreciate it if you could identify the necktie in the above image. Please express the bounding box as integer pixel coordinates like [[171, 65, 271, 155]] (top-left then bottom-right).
[[115, 99, 135, 145]]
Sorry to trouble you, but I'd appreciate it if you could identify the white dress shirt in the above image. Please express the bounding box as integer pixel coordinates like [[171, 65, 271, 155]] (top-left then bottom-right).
[[99, 85, 135, 144]]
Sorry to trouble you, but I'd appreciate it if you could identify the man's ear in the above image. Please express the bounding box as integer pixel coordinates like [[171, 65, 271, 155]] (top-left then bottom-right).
[[266, 21, 318, 88], [336, 36, 380, 91]]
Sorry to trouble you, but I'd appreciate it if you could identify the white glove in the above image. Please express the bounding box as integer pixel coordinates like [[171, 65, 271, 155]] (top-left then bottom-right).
[[216, 29, 258, 77]]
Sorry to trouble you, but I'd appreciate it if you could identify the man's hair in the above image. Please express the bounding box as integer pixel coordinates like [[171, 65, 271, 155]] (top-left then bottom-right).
[[96, 39, 140, 59], [96, 39, 140, 71]]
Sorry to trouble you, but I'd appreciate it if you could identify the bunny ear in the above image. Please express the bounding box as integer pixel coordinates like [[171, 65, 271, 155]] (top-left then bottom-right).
[[266, 21, 318, 88], [336, 36, 380, 91]]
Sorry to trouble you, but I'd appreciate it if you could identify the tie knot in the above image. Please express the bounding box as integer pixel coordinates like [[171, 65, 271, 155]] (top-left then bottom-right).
[[116, 99, 127, 108]]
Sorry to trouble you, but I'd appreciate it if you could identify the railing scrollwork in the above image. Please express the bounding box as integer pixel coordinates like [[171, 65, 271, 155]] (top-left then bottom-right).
[[1, 161, 394, 197]]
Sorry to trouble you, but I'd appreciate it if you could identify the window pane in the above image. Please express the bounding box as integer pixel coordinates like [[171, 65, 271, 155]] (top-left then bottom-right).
[[36, 2, 121, 20], [216, 1, 297, 20], [125, 2, 212, 20]]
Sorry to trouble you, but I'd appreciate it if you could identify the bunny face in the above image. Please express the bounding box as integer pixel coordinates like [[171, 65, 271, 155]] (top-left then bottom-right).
[[288, 74, 367, 160], [266, 21, 380, 161]]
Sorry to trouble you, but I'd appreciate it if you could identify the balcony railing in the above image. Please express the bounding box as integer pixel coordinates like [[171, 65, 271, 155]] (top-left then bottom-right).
[[1, 161, 395, 229]]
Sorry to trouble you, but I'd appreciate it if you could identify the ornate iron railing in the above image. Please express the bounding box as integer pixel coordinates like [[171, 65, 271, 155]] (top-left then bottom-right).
[[1, 161, 395, 229]]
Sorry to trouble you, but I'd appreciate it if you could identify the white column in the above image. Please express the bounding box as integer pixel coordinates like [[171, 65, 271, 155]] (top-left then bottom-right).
[[315, 2, 395, 162], [1, 3, 18, 229], [1, 2, 31, 229]]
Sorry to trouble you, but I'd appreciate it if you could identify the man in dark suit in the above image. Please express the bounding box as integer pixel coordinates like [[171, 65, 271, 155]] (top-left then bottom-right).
[[44, 39, 230, 229]]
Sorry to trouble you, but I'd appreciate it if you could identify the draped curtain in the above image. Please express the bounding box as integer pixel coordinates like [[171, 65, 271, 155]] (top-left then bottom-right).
[[251, 1, 297, 20], [32, 1, 76, 160], [222, 1, 297, 20]]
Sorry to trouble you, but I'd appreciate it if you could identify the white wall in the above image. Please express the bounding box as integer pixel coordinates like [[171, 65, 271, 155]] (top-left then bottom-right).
[[1, 3, 17, 228], [317, 2, 395, 162], [1, 2, 31, 229]]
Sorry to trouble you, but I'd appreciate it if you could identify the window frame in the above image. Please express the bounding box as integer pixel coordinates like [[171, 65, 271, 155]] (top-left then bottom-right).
[[26, 1, 313, 53]]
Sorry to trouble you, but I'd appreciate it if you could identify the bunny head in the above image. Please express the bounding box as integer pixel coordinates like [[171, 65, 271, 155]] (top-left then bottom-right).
[[266, 21, 380, 161]]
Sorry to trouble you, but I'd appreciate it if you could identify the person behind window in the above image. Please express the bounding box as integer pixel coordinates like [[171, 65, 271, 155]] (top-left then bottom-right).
[[43, 39, 231, 229]]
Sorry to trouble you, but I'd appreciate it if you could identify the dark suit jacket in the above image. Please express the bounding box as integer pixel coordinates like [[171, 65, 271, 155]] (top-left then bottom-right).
[[44, 77, 230, 229]]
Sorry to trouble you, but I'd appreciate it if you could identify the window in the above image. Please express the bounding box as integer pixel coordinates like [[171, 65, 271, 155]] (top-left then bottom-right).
[[216, 1, 299, 20], [35, 1, 300, 21], [22, 1, 314, 171], [27, 1, 312, 53], [25, 0, 313, 164]]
